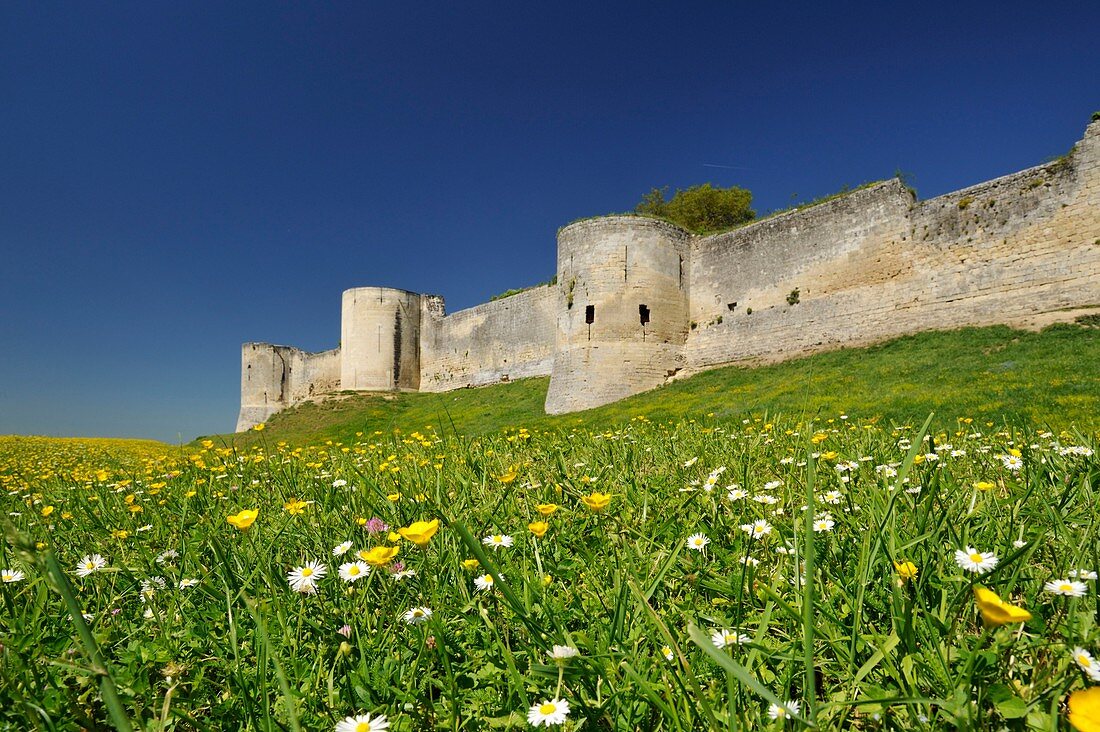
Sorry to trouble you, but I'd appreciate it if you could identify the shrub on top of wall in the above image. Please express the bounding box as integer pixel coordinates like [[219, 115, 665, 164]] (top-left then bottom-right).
[[634, 183, 756, 234]]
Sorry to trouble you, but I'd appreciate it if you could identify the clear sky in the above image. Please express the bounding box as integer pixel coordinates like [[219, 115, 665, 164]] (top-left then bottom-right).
[[1, 2, 1097, 443]]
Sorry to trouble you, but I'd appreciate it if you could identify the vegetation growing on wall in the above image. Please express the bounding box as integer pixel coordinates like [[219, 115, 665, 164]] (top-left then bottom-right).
[[634, 183, 755, 234], [489, 275, 557, 302]]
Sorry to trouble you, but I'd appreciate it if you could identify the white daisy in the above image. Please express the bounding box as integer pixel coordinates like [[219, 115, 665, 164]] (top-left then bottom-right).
[[812, 516, 835, 532], [710, 629, 751, 649], [140, 576, 167, 602], [333, 541, 353, 557], [332, 479, 348, 488], [474, 573, 498, 592], [1, 568, 25, 583], [1069, 569, 1098, 581], [1044, 578, 1087, 597], [740, 520, 773, 539], [287, 561, 327, 594], [1001, 455, 1024, 471], [768, 700, 801, 720], [954, 547, 998, 574], [741, 555, 760, 567], [683, 457, 698, 468], [753, 494, 779, 505], [402, 606, 432, 624], [549, 645, 579, 661], [727, 487, 748, 501], [686, 533, 710, 551], [1072, 647, 1098, 675], [334, 712, 389, 732], [1012, 539, 1027, 549], [179, 578, 199, 589], [339, 561, 371, 583], [660, 644, 674, 661], [482, 534, 514, 550], [155, 549, 179, 564], [527, 698, 570, 727], [822, 490, 842, 505], [75, 554, 108, 577], [763, 480, 783, 492]]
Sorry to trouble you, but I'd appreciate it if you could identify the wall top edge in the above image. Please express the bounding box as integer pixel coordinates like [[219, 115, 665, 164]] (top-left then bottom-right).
[[438, 282, 558, 321], [242, 342, 340, 357], [342, 285, 423, 297], [918, 119, 1095, 207], [693, 179, 907, 247], [557, 214, 691, 239]]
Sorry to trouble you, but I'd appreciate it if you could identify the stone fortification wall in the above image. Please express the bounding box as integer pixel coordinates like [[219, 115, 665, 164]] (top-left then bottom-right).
[[419, 285, 557, 392], [683, 120, 1100, 372], [545, 217, 691, 413], [237, 119, 1100, 430], [341, 287, 422, 391], [236, 343, 341, 431]]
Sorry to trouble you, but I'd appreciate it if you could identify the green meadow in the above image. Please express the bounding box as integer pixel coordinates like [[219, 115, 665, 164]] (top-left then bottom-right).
[[1, 324, 1098, 730]]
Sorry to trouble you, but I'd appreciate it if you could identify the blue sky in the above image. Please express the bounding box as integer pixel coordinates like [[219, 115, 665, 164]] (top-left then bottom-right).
[[1, 2, 1097, 443]]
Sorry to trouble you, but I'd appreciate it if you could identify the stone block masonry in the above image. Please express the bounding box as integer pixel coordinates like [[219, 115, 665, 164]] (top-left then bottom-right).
[[236, 117, 1100, 430]]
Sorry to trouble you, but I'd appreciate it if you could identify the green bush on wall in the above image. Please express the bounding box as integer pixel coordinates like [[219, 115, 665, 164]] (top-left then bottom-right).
[[634, 183, 755, 234]]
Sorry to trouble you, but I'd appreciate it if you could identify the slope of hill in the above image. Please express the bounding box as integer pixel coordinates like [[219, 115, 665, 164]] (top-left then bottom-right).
[[207, 323, 1100, 447]]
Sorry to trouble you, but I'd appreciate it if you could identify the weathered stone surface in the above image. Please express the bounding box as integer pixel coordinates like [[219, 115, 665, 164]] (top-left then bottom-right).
[[236, 119, 1100, 430]]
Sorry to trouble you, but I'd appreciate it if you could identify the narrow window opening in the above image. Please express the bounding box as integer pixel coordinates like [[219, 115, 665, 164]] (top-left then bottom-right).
[[585, 305, 595, 324], [639, 304, 650, 325], [727, 302, 737, 311], [678, 256, 684, 289]]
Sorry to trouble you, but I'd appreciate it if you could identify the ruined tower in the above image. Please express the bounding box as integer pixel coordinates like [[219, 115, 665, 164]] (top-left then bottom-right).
[[544, 217, 692, 414], [340, 287, 423, 391]]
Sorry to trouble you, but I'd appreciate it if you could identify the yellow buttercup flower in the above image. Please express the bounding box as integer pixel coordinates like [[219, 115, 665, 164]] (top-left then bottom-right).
[[820, 451, 838, 461], [974, 481, 996, 492], [973, 586, 1031, 626], [252, 423, 265, 432], [359, 545, 399, 567], [461, 558, 480, 571], [283, 499, 311, 515], [893, 561, 918, 582], [41, 505, 55, 517], [398, 519, 440, 547], [528, 521, 549, 538], [499, 467, 519, 484], [535, 503, 559, 516], [1069, 687, 1100, 732], [386, 492, 402, 502], [811, 433, 828, 444], [581, 492, 612, 512], [226, 509, 258, 531]]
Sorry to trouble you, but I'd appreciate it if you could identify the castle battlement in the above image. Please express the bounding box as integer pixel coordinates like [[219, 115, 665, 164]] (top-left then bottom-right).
[[237, 119, 1100, 431]]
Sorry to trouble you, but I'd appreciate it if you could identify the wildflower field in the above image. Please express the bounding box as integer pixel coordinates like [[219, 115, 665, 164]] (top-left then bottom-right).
[[2, 414, 1099, 731]]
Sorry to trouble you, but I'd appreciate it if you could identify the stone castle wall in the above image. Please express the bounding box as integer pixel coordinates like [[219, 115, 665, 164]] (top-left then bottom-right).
[[545, 218, 691, 413], [682, 121, 1099, 372], [236, 119, 1100, 430], [419, 285, 557, 392], [235, 343, 341, 431]]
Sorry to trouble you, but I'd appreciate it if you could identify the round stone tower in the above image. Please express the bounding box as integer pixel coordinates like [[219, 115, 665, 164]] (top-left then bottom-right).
[[340, 287, 422, 391], [545, 217, 691, 414]]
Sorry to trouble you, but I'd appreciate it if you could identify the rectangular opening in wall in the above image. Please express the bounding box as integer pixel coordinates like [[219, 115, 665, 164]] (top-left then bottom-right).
[[639, 304, 650, 325], [585, 305, 595, 324], [727, 302, 737, 311]]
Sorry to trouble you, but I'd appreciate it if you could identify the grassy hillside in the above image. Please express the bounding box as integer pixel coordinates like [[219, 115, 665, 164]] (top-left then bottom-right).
[[210, 323, 1100, 447]]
